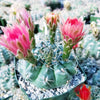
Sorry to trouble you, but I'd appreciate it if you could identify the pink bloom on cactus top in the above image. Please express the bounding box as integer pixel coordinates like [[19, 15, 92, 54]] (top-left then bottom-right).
[[72, 43, 78, 49], [16, 8, 34, 32], [45, 12, 59, 26], [0, 23, 31, 57], [61, 18, 84, 44]]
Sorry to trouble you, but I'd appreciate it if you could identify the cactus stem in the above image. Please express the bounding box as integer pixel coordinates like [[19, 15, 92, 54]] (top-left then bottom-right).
[[49, 30, 55, 44], [44, 48, 53, 66], [25, 50, 37, 65], [29, 30, 35, 48], [62, 42, 73, 60]]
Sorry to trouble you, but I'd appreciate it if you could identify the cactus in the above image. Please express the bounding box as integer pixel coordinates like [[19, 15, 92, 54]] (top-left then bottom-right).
[[0, 10, 83, 91], [93, 70, 100, 86], [0, 46, 13, 67], [0, 66, 12, 91], [17, 40, 77, 89], [79, 58, 98, 85], [0, 62, 19, 91], [91, 86, 100, 100], [80, 33, 100, 59]]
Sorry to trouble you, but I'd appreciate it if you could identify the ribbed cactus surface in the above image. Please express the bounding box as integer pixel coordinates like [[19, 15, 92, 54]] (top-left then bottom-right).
[[0, 46, 18, 99], [0, 62, 19, 91], [93, 70, 100, 86], [0, 66, 12, 91], [80, 34, 100, 59], [17, 41, 77, 89], [0, 46, 13, 67]]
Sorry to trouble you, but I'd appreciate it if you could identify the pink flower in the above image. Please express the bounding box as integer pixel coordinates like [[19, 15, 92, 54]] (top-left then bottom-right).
[[46, 12, 58, 24], [75, 84, 91, 100], [0, 23, 32, 58], [61, 18, 84, 45], [45, 12, 59, 30], [16, 8, 34, 32], [72, 43, 78, 49]]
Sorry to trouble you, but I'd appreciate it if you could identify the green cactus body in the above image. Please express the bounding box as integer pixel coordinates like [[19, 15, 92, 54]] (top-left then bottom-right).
[[0, 62, 19, 91], [93, 70, 100, 86], [0, 66, 12, 91], [18, 59, 76, 89], [81, 34, 100, 59], [17, 42, 77, 89], [0, 46, 13, 67]]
